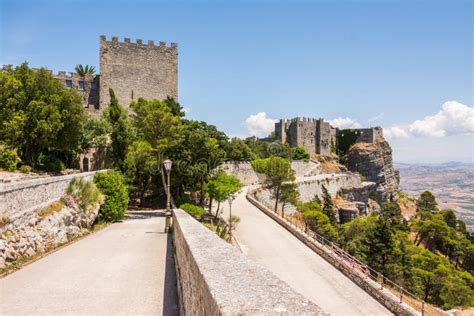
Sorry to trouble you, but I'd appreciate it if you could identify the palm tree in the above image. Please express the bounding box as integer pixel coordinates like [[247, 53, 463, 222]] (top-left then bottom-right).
[[75, 64, 96, 78]]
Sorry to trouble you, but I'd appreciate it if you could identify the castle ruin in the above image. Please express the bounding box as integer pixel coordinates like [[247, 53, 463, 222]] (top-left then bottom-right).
[[275, 117, 384, 155], [52, 35, 178, 112]]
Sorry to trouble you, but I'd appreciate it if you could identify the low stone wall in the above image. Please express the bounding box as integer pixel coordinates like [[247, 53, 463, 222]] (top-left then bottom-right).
[[246, 192, 423, 316], [0, 171, 104, 269], [1, 171, 102, 219], [296, 173, 361, 202], [172, 208, 327, 315]]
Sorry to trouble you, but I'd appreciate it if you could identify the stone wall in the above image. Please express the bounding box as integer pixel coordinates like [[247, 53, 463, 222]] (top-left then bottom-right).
[[1, 171, 100, 219], [99, 36, 178, 109], [296, 173, 361, 202], [0, 171, 104, 268], [172, 207, 327, 315]]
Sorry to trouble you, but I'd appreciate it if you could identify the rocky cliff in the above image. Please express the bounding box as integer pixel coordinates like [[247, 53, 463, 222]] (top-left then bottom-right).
[[342, 139, 399, 201]]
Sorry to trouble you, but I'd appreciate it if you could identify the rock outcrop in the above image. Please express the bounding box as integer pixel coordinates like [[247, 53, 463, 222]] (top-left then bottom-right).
[[342, 140, 399, 201], [0, 202, 99, 269]]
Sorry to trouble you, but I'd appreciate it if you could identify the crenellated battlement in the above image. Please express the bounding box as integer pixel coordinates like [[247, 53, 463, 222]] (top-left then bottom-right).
[[99, 35, 178, 50]]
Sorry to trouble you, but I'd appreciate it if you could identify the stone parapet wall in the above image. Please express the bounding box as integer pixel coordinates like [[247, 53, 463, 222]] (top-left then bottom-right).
[[296, 173, 361, 202], [1, 171, 103, 220], [172, 208, 327, 315]]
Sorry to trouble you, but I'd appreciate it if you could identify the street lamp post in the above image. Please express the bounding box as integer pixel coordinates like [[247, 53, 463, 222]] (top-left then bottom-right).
[[228, 195, 235, 243], [163, 159, 172, 233]]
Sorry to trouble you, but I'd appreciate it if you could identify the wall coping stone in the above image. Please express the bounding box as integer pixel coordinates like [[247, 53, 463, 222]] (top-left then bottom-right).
[[173, 207, 327, 315]]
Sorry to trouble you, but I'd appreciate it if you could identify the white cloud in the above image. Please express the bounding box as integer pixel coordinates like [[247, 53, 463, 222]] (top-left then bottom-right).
[[244, 112, 277, 137], [384, 126, 409, 139], [384, 101, 474, 139], [328, 117, 362, 129], [367, 113, 384, 123], [183, 107, 191, 114]]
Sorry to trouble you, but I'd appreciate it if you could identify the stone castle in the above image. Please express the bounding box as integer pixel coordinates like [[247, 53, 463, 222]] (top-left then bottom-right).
[[274, 117, 384, 155], [52, 35, 178, 112]]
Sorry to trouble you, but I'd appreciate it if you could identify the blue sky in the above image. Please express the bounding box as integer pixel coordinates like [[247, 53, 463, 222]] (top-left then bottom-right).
[[1, 0, 472, 163]]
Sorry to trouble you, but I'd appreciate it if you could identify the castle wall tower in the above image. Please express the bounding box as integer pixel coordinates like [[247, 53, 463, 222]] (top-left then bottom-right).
[[99, 35, 178, 109]]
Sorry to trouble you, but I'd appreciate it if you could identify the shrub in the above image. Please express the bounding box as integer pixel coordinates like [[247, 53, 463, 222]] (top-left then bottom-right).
[[66, 177, 103, 210], [19, 165, 32, 173], [38, 200, 65, 219], [180, 203, 204, 219], [0, 147, 18, 171], [94, 171, 129, 222], [37, 153, 65, 172]]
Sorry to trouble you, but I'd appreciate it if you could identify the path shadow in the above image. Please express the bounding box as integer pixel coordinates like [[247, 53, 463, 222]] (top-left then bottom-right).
[[163, 232, 179, 315], [124, 210, 165, 221]]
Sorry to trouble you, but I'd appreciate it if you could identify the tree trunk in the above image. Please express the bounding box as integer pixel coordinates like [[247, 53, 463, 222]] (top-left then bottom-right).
[[215, 201, 221, 220], [281, 200, 286, 217], [200, 178, 205, 207], [209, 197, 213, 215], [274, 185, 281, 212]]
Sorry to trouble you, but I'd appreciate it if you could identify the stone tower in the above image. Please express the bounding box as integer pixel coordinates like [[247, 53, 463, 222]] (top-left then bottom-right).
[[99, 35, 178, 109]]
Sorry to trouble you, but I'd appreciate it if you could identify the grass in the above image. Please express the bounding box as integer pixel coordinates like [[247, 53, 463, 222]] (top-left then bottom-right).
[[38, 201, 65, 219], [0, 221, 111, 277]]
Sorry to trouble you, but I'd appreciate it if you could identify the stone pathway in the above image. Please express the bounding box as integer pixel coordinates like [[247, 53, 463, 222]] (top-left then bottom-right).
[[222, 188, 392, 316], [0, 210, 178, 315]]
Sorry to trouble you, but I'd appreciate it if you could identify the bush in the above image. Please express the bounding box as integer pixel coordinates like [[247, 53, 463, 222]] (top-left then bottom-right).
[[94, 171, 129, 222], [19, 165, 32, 173], [180, 203, 204, 219], [37, 153, 65, 172], [0, 147, 18, 171], [66, 177, 103, 210]]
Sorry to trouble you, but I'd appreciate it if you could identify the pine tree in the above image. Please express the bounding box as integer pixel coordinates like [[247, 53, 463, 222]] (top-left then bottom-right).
[[322, 185, 338, 225]]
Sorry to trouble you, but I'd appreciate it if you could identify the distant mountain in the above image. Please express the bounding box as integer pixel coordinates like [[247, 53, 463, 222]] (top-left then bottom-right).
[[396, 162, 474, 231]]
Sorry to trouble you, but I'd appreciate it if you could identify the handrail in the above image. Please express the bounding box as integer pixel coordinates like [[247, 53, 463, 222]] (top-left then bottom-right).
[[248, 188, 448, 316]]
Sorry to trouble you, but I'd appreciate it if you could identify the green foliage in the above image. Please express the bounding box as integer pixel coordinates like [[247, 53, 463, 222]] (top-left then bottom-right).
[[75, 64, 96, 77], [206, 172, 242, 216], [36, 153, 65, 172], [291, 146, 309, 161], [180, 203, 205, 219], [244, 139, 291, 159], [163, 97, 185, 117], [416, 191, 438, 212], [336, 129, 358, 157], [94, 171, 129, 222], [81, 114, 110, 149], [252, 156, 295, 211], [124, 140, 158, 206], [321, 185, 338, 225], [66, 177, 102, 210], [279, 182, 300, 214], [19, 165, 32, 173], [0, 63, 85, 167], [105, 89, 134, 171], [226, 138, 256, 160], [0, 147, 18, 171], [298, 201, 338, 241]]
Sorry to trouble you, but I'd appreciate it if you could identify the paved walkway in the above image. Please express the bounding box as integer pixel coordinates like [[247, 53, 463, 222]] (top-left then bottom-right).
[[223, 189, 392, 316], [0, 210, 178, 316]]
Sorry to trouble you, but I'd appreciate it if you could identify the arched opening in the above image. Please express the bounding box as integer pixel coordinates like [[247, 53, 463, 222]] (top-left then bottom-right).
[[83, 157, 89, 172]]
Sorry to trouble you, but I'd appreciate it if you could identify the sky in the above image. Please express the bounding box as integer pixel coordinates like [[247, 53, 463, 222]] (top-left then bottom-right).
[[1, 0, 472, 163]]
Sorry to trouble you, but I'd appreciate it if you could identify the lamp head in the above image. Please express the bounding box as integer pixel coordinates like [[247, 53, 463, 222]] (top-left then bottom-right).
[[163, 159, 172, 172]]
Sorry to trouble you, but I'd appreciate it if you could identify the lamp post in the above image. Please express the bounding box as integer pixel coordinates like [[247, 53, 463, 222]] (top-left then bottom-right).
[[228, 195, 235, 242], [163, 159, 172, 233]]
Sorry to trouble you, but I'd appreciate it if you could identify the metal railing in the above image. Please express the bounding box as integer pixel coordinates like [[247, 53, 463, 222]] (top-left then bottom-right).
[[250, 193, 448, 316]]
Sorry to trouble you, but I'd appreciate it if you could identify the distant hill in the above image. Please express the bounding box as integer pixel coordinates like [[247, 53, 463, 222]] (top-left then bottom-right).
[[395, 162, 474, 230]]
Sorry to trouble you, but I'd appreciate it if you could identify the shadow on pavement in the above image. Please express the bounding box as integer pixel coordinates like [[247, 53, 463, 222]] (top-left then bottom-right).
[[163, 232, 179, 315], [125, 210, 166, 220]]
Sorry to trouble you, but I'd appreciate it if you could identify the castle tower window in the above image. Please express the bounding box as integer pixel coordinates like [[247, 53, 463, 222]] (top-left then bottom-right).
[[65, 80, 72, 88], [91, 82, 97, 90], [78, 81, 84, 90]]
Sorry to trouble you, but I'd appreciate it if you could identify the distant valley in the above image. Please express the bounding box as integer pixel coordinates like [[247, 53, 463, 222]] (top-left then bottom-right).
[[396, 162, 474, 231]]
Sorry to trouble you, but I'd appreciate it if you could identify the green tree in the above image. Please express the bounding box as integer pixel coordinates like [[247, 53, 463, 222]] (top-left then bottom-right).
[[0, 63, 85, 168], [124, 140, 158, 206], [226, 137, 256, 160], [252, 156, 295, 212], [365, 217, 396, 275], [321, 185, 338, 225], [298, 201, 338, 241], [416, 191, 438, 212], [94, 170, 129, 222], [75, 64, 96, 77], [291, 146, 310, 161], [105, 89, 134, 171], [279, 182, 300, 216], [206, 172, 242, 218]]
